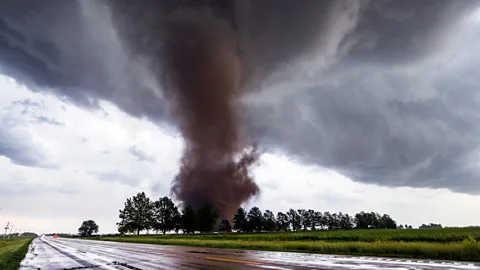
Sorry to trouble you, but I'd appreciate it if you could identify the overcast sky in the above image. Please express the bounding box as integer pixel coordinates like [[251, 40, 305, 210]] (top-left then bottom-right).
[[1, 1, 480, 233]]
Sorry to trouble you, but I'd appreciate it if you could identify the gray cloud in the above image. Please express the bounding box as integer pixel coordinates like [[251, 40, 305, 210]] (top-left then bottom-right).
[[0, 171, 76, 196], [128, 145, 155, 163], [0, 118, 51, 168], [1, 1, 480, 194], [87, 171, 137, 187], [35, 116, 64, 126], [8, 98, 64, 126], [247, 45, 480, 194]]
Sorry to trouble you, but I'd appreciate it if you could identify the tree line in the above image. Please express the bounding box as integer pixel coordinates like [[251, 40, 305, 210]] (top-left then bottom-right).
[[116, 192, 402, 235]]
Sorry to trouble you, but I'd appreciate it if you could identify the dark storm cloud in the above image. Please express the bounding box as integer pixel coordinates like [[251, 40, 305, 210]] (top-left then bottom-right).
[[246, 41, 480, 194], [0, 0, 171, 122], [128, 145, 155, 163], [1, 0, 480, 194], [340, 0, 479, 65]]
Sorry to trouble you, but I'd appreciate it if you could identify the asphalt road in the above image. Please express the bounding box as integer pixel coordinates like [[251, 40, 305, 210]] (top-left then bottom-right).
[[20, 236, 480, 270]]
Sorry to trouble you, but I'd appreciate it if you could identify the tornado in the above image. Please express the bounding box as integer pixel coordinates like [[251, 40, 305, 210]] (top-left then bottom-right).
[[159, 19, 259, 220]]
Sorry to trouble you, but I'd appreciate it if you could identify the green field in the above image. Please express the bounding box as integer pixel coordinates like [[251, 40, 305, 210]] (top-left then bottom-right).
[[0, 237, 34, 270], [93, 228, 480, 261]]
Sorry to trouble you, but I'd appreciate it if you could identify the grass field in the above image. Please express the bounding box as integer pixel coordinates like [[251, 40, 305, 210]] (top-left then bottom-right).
[[0, 237, 34, 270], [93, 228, 480, 261]]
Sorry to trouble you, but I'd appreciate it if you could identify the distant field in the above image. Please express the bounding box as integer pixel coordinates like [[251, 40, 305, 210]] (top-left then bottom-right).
[[0, 237, 34, 270], [92, 228, 480, 261]]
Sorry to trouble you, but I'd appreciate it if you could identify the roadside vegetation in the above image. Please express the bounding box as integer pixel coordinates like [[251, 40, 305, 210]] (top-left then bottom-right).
[[0, 237, 34, 270], [73, 192, 480, 261], [93, 228, 480, 261]]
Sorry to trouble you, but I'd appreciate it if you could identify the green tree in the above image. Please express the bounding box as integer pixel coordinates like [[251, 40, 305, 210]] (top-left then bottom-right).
[[152, 196, 178, 234], [313, 211, 323, 230], [306, 209, 315, 230], [380, 214, 397, 229], [276, 212, 290, 231], [324, 211, 335, 230], [181, 205, 197, 234], [354, 211, 368, 229], [117, 192, 153, 235], [78, 220, 99, 237], [218, 220, 232, 233], [298, 209, 314, 230], [288, 209, 301, 231], [247, 206, 264, 232], [196, 204, 219, 233], [233, 207, 248, 232], [262, 210, 277, 232], [372, 212, 381, 228], [172, 209, 182, 233], [339, 213, 354, 230]]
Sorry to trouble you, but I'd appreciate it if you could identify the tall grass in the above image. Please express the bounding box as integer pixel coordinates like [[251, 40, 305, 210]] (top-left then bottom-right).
[[92, 228, 480, 261], [100, 227, 480, 243], [98, 237, 480, 261], [0, 237, 34, 270]]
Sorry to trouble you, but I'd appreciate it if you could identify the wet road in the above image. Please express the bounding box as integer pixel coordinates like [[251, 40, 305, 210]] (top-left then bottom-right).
[[20, 237, 480, 270]]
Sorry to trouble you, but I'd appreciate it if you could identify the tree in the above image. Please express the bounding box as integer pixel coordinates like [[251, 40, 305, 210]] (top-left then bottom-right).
[[420, 223, 442, 229], [380, 214, 397, 229], [313, 211, 323, 230], [262, 210, 277, 232], [297, 209, 314, 231], [288, 209, 301, 231], [78, 220, 99, 237], [372, 212, 382, 229], [181, 205, 197, 234], [172, 209, 182, 234], [306, 209, 316, 230], [233, 207, 248, 232], [297, 209, 306, 230], [276, 212, 290, 231], [247, 207, 264, 232], [324, 211, 335, 230], [339, 213, 354, 230], [354, 211, 369, 229], [196, 204, 219, 233], [218, 220, 232, 233], [117, 192, 153, 235], [152, 196, 178, 234]]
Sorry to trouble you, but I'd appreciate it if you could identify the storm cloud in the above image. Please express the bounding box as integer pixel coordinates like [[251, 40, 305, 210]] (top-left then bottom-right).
[[1, 0, 480, 196]]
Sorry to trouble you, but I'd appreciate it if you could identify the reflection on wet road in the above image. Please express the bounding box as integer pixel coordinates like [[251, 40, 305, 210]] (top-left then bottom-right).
[[20, 236, 480, 269]]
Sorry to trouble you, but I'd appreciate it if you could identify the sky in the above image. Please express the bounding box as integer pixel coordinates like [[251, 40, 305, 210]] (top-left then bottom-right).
[[1, 1, 480, 233]]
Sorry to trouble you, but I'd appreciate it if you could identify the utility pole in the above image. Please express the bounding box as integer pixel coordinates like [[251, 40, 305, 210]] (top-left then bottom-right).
[[8, 225, 14, 239], [3, 222, 9, 239]]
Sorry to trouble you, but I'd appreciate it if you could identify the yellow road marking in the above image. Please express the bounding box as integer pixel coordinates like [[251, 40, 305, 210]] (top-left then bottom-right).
[[204, 256, 263, 265]]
